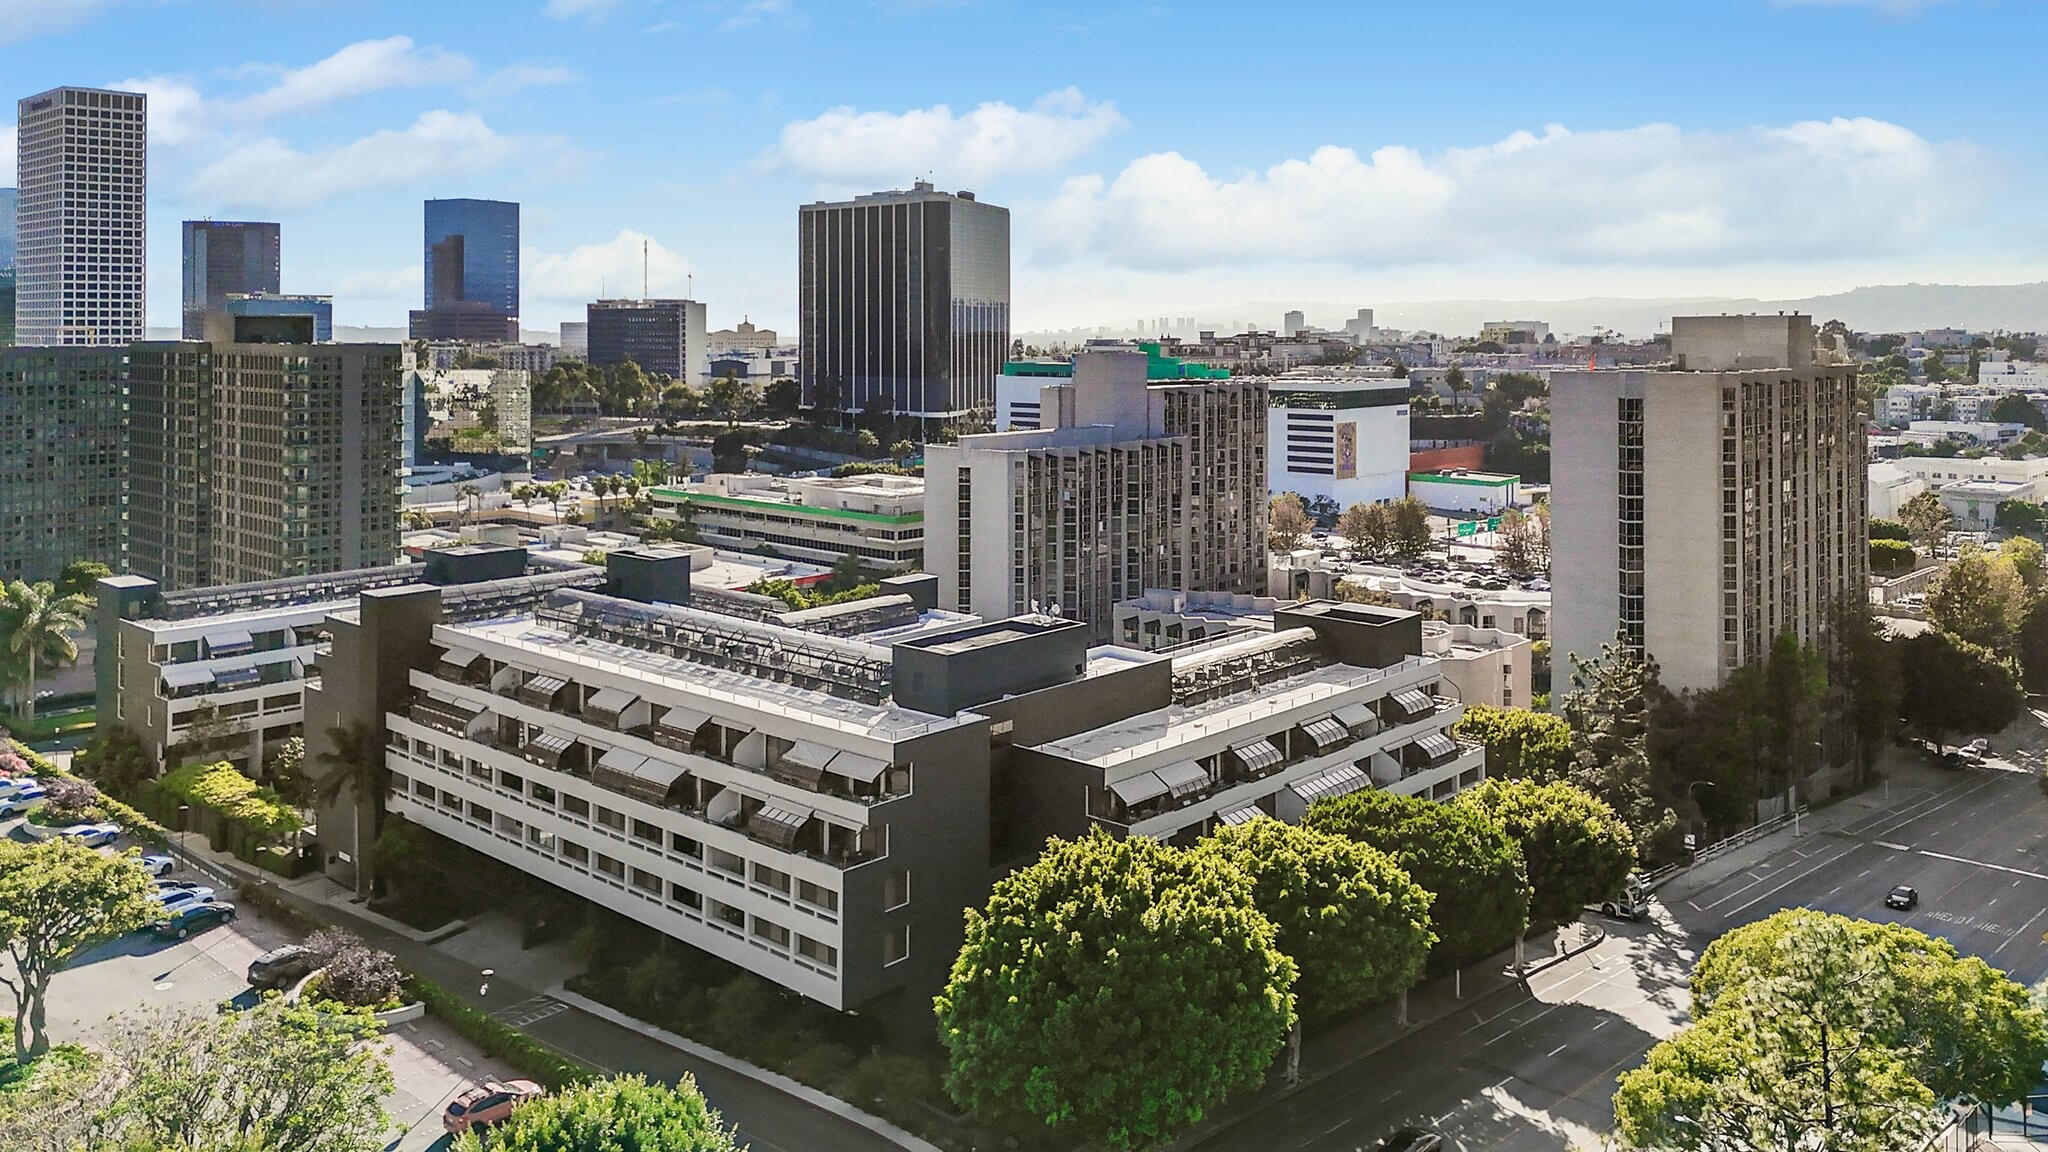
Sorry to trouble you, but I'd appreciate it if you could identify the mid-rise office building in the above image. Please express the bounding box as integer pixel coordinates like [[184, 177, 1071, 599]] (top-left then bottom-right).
[[410, 198, 519, 342], [1551, 314, 1866, 692], [129, 314, 407, 589], [0, 347, 127, 583], [798, 182, 1009, 420], [586, 298, 708, 385], [182, 221, 281, 339], [649, 473, 925, 571], [222, 292, 331, 342], [560, 321, 588, 357], [1267, 372, 1412, 509], [14, 87, 147, 345]]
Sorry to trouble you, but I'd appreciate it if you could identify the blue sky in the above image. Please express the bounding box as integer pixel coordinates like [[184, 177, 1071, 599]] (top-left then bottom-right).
[[2, 0, 2040, 334]]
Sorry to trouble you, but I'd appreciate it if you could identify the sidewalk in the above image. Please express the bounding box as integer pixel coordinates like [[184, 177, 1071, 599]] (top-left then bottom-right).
[[1168, 920, 1605, 1150], [167, 834, 927, 1152]]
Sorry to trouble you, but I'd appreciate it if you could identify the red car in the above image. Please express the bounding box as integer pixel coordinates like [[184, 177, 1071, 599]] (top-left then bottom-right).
[[443, 1079, 544, 1134]]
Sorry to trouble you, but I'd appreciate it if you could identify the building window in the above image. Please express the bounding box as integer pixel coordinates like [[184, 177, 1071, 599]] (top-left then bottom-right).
[[595, 854, 625, 880], [797, 879, 838, 913], [630, 867, 662, 896], [561, 840, 589, 865], [708, 847, 745, 877], [1617, 395, 1646, 653], [668, 881, 702, 909], [752, 918, 791, 948], [669, 831, 701, 858], [631, 818, 661, 845], [883, 923, 910, 966], [561, 794, 589, 820], [797, 935, 838, 969], [595, 806, 625, 832], [883, 868, 910, 910]]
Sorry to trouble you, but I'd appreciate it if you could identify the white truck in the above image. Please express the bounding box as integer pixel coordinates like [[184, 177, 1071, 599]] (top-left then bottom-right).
[[1588, 875, 1650, 921]]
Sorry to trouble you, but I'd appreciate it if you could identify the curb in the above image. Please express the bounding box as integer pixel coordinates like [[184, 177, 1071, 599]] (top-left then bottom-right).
[[549, 986, 944, 1152]]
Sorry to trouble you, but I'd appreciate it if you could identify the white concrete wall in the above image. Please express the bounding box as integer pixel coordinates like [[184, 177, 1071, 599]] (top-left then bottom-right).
[[1548, 370, 1623, 694], [1640, 377, 1725, 693]]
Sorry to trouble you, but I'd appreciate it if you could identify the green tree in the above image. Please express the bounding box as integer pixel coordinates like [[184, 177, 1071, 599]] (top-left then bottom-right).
[[54, 560, 111, 600], [1997, 498, 2048, 537], [1830, 599, 1902, 774], [0, 838, 160, 1062], [1305, 789, 1528, 966], [2017, 597, 2048, 691], [1560, 640, 1680, 857], [2002, 534, 2047, 594], [1925, 543, 2026, 649], [73, 723, 156, 801], [1989, 392, 2047, 430], [1896, 629, 2021, 750], [58, 999, 394, 1152], [1194, 819, 1432, 1023], [1269, 492, 1313, 553], [705, 375, 751, 426], [1453, 704, 1573, 781], [315, 722, 390, 899], [1867, 538, 1915, 575], [454, 1074, 740, 1151], [1338, 501, 1393, 558], [1456, 778, 1635, 930], [1443, 364, 1471, 410], [1389, 494, 1433, 560], [1868, 517, 1911, 542], [0, 580, 90, 724], [1897, 490, 1953, 551], [933, 829, 1295, 1151], [266, 735, 310, 807], [888, 439, 916, 466], [762, 377, 800, 417]]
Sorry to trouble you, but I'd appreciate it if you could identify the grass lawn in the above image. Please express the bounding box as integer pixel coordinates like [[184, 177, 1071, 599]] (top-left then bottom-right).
[[1, 706, 96, 744]]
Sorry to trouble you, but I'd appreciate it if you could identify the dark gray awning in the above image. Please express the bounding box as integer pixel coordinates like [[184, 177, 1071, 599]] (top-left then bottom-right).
[[1217, 804, 1266, 826], [1290, 764, 1371, 805], [1298, 715, 1350, 751], [1390, 688, 1434, 717], [1108, 772, 1170, 807], [1415, 732, 1460, 761], [1155, 760, 1210, 799], [1229, 739, 1285, 775]]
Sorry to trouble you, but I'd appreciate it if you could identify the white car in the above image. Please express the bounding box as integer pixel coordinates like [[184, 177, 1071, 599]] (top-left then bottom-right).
[[59, 823, 121, 848], [154, 886, 218, 916], [0, 776, 41, 800], [0, 782, 47, 817]]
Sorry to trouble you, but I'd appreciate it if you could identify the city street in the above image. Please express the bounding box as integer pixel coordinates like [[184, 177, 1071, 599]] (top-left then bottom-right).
[[1195, 750, 2048, 1152]]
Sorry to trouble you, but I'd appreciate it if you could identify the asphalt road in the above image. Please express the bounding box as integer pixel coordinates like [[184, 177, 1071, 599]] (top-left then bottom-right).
[[1195, 757, 2048, 1152]]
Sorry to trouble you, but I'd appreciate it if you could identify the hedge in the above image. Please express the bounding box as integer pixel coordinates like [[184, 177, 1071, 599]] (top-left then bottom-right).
[[5, 739, 172, 850], [157, 760, 303, 838], [405, 974, 596, 1090]]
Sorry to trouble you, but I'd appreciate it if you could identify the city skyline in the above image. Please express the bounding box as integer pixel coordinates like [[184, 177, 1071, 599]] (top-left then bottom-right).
[[2, 1, 2041, 337]]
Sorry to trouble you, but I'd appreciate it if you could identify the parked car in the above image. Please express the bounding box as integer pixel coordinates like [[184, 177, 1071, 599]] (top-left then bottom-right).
[[1885, 885, 1920, 911], [1375, 1129, 1444, 1152], [247, 944, 318, 991], [59, 823, 121, 847], [1961, 738, 1990, 760], [0, 782, 47, 817], [156, 878, 212, 895], [1587, 875, 1651, 921], [0, 776, 41, 800], [154, 887, 218, 917], [137, 854, 175, 878], [151, 900, 236, 940], [443, 1080, 546, 1134]]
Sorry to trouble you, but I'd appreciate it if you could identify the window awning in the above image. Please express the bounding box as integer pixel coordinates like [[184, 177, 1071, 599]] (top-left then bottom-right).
[[203, 630, 254, 657], [518, 674, 569, 707], [1298, 715, 1351, 751], [1155, 760, 1210, 799], [656, 707, 709, 736], [750, 803, 811, 850], [827, 751, 890, 784], [437, 646, 481, 670], [597, 746, 648, 776], [1108, 771, 1170, 807], [1333, 703, 1378, 731], [161, 663, 214, 690], [211, 666, 261, 689], [1390, 688, 1434, 717], [521, 730, 574, 766], [1415, 732, 1460, 761], [585, 687, 639, 715], [1229, 739, 1285, 775], [780, 741, 838, 773], [1218, 804, 1267, 826], [1290, 764, 1371, 806]]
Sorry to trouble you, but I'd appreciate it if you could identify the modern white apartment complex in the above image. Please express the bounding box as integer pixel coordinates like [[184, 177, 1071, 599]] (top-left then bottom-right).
[[1551, 314, 1867, 692], [930, 345, 1268, 638], [648, 474, 925, 571], [1267, 373, 1412, 508], [14, 87, 148, 345]]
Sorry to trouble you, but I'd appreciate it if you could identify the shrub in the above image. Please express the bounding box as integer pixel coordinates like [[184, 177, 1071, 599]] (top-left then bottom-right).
[[406, 974, 594, 1090], [158, 760, 302, 839], [1871, 538, 1917, 575], [35, 776, 104, 825], [318, 944, 405, 1011]]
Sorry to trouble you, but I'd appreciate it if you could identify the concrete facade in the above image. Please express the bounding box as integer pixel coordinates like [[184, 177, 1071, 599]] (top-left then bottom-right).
[[14, 87, 147, 346], [1551, 314, 1866, 693], [0, 347, 128, 583], [1268, 375, 1411, 508], [648, 474, 925, 571], [586, 299, 709, 386]]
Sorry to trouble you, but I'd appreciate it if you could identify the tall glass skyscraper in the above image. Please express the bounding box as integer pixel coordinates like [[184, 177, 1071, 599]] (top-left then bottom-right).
[[411, 198, 519, 341], [182, 220, 281, 339], [14, 87, 147, 346], [798, 182, 1010, 420]]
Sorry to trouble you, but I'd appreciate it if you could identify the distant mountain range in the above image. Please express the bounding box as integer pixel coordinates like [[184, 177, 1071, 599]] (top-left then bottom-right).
[[1020, 282, 2048, 342]]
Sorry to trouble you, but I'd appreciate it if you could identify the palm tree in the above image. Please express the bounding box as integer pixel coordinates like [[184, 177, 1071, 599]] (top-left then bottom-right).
[[314, 722, 389, 898], [455, 482, 481, 530], [0, 581, 90, 724]]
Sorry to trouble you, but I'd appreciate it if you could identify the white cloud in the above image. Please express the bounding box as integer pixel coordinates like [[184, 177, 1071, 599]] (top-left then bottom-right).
[[773, 87, 1125, 186], [723, 0, 808, 31], [0, 0, 117, 46], [1034, 118, 1976, 272], [336, 264, 423, 300], [186, 110, 527, 211], [525, 231, 695, 305], [544, 0, 623, 17], [473, 63, 576, 99], [105, 76, 209, 147], [234, 36, 473, 119]]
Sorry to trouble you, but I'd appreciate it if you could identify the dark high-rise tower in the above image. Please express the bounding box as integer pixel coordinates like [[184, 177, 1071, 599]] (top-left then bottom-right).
[[410, 198, 519, 341], [182, 220, 281, 339], [14, 87, 147, 345], [798, 182, 1010, 420]]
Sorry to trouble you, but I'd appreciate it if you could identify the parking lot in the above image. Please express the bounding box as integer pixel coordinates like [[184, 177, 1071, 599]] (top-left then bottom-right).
[[5, 813, 517, 1151]]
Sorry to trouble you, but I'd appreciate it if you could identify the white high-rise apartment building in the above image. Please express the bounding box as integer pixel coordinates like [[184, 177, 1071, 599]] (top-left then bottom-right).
[[1551, 314, 1867, 693], [14, 87, 147, 345]]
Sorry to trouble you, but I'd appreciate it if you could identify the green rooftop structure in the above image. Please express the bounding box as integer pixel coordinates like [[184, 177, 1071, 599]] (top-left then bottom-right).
[[1001, 341, 1230, 381]]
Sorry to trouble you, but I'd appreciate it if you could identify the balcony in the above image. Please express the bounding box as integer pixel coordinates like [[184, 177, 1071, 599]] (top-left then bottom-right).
[[410, 694, 481, 740]]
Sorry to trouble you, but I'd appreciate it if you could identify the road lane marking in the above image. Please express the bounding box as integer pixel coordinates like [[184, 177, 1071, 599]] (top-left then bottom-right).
[[1546, 1043, 1568, 1058], [1996, 908, 2047, 957], [1487, 1030, 1512, 1046], [1827, 885, 1842, 895], [1592, 1019, 1608, 1031], [1726, 845, 1866, 918], [1875, 841, 1911, 851], [1917, 850, 2048, 881]]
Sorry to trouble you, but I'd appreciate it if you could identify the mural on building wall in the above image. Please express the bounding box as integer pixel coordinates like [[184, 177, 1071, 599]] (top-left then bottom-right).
[[1335, 423, 1357, 480]]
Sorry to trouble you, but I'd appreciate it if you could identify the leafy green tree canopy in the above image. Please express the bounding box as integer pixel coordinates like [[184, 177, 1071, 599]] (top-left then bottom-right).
[[0, 838, 160, 1062], [1456, 778, 1635, 929], [1453, 705, 1573, 782], [933, 829, 1295, 1151], [1867, 517, 1911, 542], [1925, 543, 2027, 649], [1194, 819, 1433, 1022], [1305, 789, 1528, 963], [1897, 629, 2022, 750], [455, 1074, 741, 1152], [1868, 538, 1915, 575]]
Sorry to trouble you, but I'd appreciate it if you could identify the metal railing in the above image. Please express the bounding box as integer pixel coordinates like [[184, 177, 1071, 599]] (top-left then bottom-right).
[[1638, 805, 1810, 892]]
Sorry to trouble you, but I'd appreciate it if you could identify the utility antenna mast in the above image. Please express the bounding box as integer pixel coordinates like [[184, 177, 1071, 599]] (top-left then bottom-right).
[[642, 239, 649, 301]]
